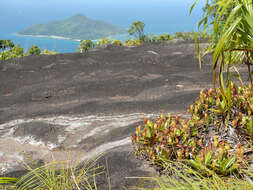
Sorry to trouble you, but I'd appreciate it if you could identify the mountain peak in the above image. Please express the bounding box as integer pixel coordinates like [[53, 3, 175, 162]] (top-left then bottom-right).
[[70, 14, 87, 19]]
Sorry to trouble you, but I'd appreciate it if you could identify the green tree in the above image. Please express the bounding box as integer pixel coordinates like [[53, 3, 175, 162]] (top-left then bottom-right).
[[78, 40, 95, 53], [128, 21, 146, 42], [28, 45, 41, 55], [0, 40, 15, 50]]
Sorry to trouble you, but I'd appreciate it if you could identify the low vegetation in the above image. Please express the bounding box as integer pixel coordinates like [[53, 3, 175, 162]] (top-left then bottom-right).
[[77, 21, 210, 53], [77, 40, 95, 53], [97, 37, 112, 46], [131, 0, 253, 189], [136, 161, 253, 189], [0, 156, 110, 190], [1, 1, 252, 189], [132, 83, 252, 175], [0, 41, 57, 61], [172, 31, 211, 42]]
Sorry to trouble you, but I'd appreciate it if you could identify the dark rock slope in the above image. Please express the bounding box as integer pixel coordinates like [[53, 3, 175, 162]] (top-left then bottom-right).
[[0, 41, 212, 189]]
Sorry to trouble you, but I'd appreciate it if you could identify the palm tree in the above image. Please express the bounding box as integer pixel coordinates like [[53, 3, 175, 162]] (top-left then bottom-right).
[[193, 0, 253, 113], [194, 0, 253, 84]]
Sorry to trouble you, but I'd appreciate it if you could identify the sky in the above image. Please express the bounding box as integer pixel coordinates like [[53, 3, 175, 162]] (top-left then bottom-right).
[[0, 0, 206, 33]]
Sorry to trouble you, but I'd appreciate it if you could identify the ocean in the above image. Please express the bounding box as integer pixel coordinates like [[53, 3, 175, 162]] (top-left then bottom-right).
[[0, 0, 205, 53]]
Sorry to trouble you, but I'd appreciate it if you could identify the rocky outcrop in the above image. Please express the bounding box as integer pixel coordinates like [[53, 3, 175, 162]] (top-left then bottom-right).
[[0, 42, 212, 189]]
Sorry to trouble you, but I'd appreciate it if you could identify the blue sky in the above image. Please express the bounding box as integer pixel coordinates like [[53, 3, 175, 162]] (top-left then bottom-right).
[[0, 0, 206, 33]]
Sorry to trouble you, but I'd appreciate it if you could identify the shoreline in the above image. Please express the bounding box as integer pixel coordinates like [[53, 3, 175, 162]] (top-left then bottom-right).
[[14, 33, 129, 42], [14, 33, 82, 42]]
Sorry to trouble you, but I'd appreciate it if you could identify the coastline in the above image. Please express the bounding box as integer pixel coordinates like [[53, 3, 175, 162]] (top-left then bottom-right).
[[14, 33, 129, 43], [14, 33, 82, 42]]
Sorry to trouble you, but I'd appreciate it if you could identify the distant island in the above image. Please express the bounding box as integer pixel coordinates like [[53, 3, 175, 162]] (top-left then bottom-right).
[[18, 14, 127, 40]]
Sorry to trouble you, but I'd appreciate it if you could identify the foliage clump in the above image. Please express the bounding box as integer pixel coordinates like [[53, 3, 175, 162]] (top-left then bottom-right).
[[132, 83, 253, 176], [0, 156, 108, 190], [0, 40, 15, 50], [40, 49, 57, 55], [77, 40, 95, 53], [125, 38, 142, 46], [0, 40, 57, 61], [157, 33, 171, 42], [28, 45, 41, 55], [128, 21, 146, 42], [112, 39, 124, 46], [172, 31, 211, 42], [97, 37, 111, 46]]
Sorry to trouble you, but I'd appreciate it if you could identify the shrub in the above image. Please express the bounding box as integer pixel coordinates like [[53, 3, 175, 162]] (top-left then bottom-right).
[[78, 40, 95, 53], [125, 38, 142, 46], [10, 44, 24, 58], [0, 44, 24, 60], [112, 39, 124, 46], [40, 49, 57, 55], [97, 37, 111, 46], [0, 40, 15, 50], [28, 45, 41, 56], [0, 50, 11, 61], [132, 83, 253, 177], [157, 33, 171, 42], [172, 31, 211, 42]]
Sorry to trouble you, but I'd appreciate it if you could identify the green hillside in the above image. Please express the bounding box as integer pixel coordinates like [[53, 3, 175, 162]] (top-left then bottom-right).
[[18, 14, 127, 40]]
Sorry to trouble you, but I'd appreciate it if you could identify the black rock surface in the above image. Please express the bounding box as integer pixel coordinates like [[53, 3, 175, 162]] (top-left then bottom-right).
[[0, 41, 213, 189]]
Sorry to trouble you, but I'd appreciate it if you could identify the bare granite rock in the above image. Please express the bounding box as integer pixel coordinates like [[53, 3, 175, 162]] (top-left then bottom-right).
[[0, 42, 213, 189]]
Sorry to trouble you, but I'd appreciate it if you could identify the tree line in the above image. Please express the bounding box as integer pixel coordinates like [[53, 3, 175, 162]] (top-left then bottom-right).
[[0, 41, 57, 61], [78, 21, 211, 53]]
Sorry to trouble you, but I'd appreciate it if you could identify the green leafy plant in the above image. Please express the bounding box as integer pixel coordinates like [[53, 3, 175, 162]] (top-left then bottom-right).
[[132, 83, 253, 177]]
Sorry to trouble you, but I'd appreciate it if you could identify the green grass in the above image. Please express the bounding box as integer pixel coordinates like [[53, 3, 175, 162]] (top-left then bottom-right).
[[132, 160, 253, 190], [0, 155, 111, 190]]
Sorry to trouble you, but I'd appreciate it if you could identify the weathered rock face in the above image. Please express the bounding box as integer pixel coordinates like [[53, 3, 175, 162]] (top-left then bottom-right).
[[0, 42, 212, 188]]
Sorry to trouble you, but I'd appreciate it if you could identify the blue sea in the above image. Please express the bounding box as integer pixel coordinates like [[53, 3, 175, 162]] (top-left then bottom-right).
[[0, 0, 205, 53]]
